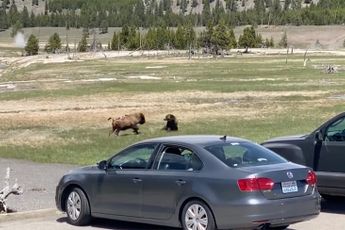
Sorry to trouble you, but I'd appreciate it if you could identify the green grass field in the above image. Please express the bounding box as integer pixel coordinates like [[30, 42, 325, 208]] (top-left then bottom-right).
[[1, 54, 345, 165]]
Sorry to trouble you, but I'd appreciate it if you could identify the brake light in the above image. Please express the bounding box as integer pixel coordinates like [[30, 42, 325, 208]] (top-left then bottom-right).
[[306, 170, 317, 186], [238, 178, 274, 192]]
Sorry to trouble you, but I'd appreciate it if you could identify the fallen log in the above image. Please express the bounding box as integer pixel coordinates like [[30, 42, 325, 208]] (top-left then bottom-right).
[[0, 167, 23, 213]]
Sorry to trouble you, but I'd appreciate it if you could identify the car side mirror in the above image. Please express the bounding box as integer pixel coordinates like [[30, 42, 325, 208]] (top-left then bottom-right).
[[97, 160, 108, 170], [315, 131, 323, 142]]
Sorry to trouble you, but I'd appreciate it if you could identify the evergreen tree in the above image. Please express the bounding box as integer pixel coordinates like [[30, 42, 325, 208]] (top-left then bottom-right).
[[211, 21, 237, 54], [0, 8, 8, 29], [228, 28, 237, 49], [8, 1, 19, 25], [156, 26, 169, 49], [144, 27, 157, 49], [127, 26, 140, 50], [202, 0, 211, 26], [279, 31, 288, 48], [25, 34, 39, 55], [111, 32, 119, 50], [21, 6, 30, 27], [99, 20, 108, 34], [185, 23, 196, 50], [120, 25, 130, 48], [44, 0, 48, 15], [10, 20, 23, 38], [78, 33, 88, 52], [238, 26, 259, 48], [29, 11, 35, 27], [45, 32, 61, 53], [174, 25, 186, 49]]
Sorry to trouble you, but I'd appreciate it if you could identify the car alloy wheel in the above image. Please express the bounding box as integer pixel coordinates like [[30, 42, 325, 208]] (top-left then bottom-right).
[[67, 191, 81, 221], [182, 200, 215, 230], [65, 187, 91, 226]]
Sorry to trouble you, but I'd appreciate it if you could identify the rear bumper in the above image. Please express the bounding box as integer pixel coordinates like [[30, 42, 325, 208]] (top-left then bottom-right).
[[214, 192, 321, 229]]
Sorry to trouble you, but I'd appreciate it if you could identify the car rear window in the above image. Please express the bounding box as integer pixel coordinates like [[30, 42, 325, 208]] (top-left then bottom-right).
[[204, 142, 287, 167]]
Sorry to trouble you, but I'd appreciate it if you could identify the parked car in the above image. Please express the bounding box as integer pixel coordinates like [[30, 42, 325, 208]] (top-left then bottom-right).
[[56, 135, 320, 230], [262, 112, 345, 198]]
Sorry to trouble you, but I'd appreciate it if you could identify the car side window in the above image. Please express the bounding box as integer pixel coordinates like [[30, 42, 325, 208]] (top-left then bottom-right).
[[205, 142, 286, 167], [157, 146, 202, 171], [109, 144, 158, 170], [325, 117, 345, 142]]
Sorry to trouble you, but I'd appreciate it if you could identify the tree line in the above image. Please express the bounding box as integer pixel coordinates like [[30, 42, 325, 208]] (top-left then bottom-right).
[[2, 0, 345, 31], [25, 22, 279, 55]]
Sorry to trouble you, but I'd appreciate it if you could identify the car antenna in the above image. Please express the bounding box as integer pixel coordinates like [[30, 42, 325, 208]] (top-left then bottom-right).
[[220, 135, 227, 141]]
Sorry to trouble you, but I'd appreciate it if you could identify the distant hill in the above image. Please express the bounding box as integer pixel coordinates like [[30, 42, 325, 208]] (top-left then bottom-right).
[[0, 0, 342, 29], [1, 0, 321, 15]]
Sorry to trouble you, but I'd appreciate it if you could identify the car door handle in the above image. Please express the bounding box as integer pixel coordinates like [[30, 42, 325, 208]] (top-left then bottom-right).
[[175, 180, 186, 186], [132, 178, 142, 183]]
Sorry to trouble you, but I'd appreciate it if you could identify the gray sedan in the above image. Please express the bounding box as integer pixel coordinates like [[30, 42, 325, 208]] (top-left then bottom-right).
[[55, 135, 321, 230]]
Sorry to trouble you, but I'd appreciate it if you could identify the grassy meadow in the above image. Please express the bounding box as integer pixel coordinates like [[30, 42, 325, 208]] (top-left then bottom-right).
[[1, 53, 345, 165]]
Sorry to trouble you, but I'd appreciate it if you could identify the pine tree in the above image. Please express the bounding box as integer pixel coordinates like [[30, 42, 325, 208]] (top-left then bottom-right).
[[120, 25, 130, 48], [279, 31, 288, 48], [185, 24, 196, 49], [127, 26, 140, 50], [78, 33, 88, 52], [238, 26, 259, 48], [99, 20, 108, 34], [21, 6, 30, 27], [10, 20, 23, 38], [9, 1, 19, 25], [0, 8, 8, 29], [144, 27, 157, 49], [111, 32, 119, 50], [45, 32, 61, 53], [25, 34, 39, 55], [211, 20, 236, 54], [174, 25, 186, 49]]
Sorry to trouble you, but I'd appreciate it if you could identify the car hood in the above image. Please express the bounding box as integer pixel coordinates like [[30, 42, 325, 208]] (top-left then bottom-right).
[[65, 165, 98, 175], [263, 134, 308, 143]]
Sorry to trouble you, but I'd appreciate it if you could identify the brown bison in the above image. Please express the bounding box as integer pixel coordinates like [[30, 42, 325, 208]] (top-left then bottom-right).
[[108, 112, 146, 136], [162, 114, 178, 131]]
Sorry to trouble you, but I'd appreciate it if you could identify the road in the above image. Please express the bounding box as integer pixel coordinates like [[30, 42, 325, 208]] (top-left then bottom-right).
[[1, 198, 345, 230]]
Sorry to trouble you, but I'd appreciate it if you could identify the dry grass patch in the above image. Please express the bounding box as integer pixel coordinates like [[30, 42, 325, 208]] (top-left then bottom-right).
[[0, 90, 331, 131]]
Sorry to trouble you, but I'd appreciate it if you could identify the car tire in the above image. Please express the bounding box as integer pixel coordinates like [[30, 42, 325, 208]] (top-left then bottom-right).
[[65, 187, 91, 226], [181, 200, 216, 230]]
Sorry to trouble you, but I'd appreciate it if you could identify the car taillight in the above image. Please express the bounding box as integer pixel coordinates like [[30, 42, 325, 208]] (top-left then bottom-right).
[[306, 170, 317, 186], [238, 178, 274, 192]]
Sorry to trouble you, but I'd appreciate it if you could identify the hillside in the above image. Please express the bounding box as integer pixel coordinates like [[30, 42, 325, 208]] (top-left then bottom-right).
[[1, 0, 320, 15]]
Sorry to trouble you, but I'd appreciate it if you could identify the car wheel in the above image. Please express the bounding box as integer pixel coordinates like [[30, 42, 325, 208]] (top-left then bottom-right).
[[182, 200, 216, 230], [65, 187, 91, 226]]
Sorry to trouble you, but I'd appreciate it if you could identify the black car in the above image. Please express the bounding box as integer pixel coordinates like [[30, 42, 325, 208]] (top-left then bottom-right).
[[262, 112, 345, 198], [56, 135, 320, 230]]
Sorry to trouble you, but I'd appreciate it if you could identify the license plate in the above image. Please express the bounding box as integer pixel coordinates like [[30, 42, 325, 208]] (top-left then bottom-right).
[[281, 181, 298, 193]]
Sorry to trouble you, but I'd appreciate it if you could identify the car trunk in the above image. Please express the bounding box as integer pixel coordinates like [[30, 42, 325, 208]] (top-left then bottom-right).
[[238, 163, 315, 200]]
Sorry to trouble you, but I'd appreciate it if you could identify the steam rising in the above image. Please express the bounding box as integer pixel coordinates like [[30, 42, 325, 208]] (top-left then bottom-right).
[[14, 32, 26, 48]]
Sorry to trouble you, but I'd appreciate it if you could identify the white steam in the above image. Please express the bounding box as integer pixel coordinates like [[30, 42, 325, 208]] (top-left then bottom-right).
[[14, 32, 26, 48]]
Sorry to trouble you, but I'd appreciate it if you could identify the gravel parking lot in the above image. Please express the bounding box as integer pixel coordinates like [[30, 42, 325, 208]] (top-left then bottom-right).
[[1, 207, 345, 230], [0, 158, 75, 212]]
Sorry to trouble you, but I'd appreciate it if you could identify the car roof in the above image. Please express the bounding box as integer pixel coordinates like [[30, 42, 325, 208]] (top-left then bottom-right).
[[139, 135, 249, 147]]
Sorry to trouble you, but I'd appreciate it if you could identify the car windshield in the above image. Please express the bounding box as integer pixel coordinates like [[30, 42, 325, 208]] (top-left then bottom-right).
[[204, 141, 287, 168]]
